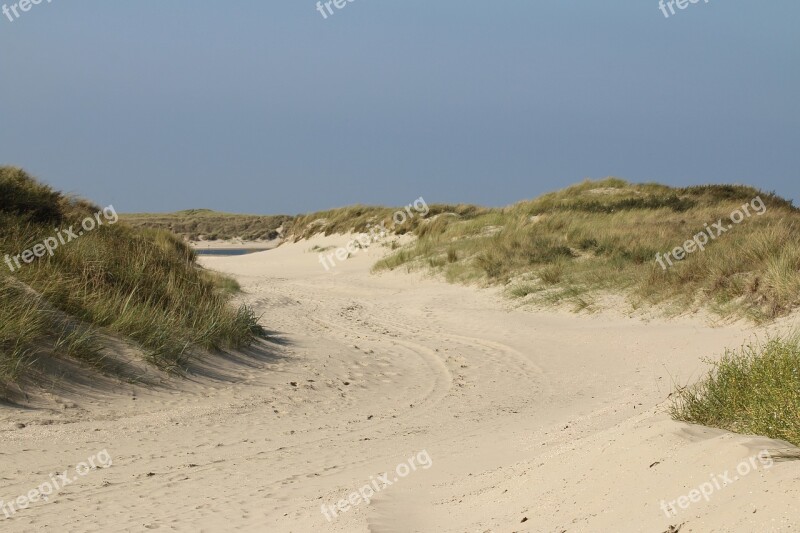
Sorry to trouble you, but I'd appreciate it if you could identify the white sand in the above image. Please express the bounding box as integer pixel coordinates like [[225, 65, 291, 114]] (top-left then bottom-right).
[[1, 234, 798, 532]]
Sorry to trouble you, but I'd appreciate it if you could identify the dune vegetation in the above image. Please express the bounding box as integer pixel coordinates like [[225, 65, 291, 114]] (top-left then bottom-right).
[[365, 178, 800, 445], [372, 178, 799, 322], [128, 178, 800, 322], [0, 167, 263, 389], [123, 209, 291, 242], [288, 203, 483, 240], [123, 203, 484, 243], [50, 175, 800, 444], [671, 336, 800, 446]]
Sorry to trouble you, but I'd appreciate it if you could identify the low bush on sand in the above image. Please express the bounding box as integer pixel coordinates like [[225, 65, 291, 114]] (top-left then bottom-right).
[[670, 336, 800, 447]]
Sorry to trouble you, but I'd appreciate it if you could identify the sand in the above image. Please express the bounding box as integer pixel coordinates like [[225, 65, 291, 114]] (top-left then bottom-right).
[[1, 233, 798, 532]]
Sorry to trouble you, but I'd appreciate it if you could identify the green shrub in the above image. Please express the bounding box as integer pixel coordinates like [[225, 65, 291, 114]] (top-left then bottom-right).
[[670, 336, 800, 446]]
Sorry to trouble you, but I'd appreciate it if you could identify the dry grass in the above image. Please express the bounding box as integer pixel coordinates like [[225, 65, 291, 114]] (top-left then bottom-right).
[[0, 167, 264, 388], [288, 203, 484, 241], [373, 178, 799, 322], [123, 209, 291, 242], [127, 178, 799, 322], [125, 203, 486, 244]]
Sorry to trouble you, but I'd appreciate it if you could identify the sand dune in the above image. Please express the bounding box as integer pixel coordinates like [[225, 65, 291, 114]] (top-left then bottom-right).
[[1, 234, 798, 532]]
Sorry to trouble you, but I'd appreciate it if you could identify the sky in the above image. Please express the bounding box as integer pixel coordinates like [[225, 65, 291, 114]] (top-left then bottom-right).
[[0, 1, 798, 214]]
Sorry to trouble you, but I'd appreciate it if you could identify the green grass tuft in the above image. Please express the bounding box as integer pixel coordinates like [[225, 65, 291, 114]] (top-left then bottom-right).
[[670, 336, 800, 447]]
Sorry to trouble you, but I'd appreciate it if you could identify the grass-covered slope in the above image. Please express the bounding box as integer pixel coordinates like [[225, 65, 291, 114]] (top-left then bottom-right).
[[375, 178, 799, 322], [288, 203, 482, 240], [0, 167, 262, 386], [123, 210, 291, 242], [123, 204, 482, 243]]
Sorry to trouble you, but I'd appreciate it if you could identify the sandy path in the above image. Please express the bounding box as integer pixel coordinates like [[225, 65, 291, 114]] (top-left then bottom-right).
[[1, 234, 799, 532]]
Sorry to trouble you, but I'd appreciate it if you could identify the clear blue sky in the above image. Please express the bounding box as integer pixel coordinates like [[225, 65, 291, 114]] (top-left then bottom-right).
[[1, 1, 798, 214]]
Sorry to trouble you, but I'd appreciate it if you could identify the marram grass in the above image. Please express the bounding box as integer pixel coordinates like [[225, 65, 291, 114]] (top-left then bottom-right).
[[670, 336, 800, 447], [371, 179, 800, 322], [0, 166, 263, 387], [128, 178, 800, 321]]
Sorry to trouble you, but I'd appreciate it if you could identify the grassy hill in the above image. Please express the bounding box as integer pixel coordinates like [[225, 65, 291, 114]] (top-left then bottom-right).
[[0, 167, 263, 391], [123, 209, 291, 242], [373, 179, 799, 322], [122, 204, 482, 243]]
